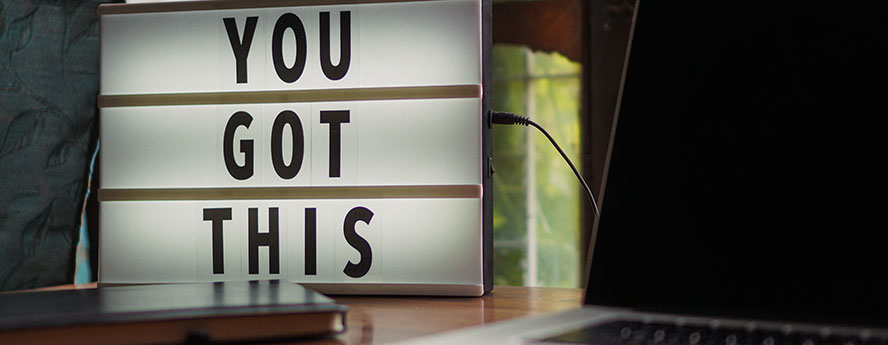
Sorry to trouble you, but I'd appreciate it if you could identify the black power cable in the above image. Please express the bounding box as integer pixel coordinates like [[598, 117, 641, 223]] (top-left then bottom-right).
[[490, 111, 601, 219]]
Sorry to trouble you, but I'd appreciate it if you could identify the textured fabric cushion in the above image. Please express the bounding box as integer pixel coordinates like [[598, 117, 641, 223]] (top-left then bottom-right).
[[0, 0, 109, 291]]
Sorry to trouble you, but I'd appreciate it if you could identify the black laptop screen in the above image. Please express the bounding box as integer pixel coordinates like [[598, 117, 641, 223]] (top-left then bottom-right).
[[586, 2, 888, 326]]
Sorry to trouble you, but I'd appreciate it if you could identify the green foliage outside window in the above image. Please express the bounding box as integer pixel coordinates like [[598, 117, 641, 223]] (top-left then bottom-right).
[[492, 45, 583, 288]]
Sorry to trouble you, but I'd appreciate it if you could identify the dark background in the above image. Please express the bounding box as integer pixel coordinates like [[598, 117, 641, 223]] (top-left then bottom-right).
[[587, 2, 888, 325]]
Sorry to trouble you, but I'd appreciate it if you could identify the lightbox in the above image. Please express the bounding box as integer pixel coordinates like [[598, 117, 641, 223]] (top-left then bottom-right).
[[97, 0, 493, 296]]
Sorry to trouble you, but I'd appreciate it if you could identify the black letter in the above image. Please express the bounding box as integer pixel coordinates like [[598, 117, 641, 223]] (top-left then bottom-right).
[[223, 111, 254, 180], [319, 11, 351, 80], [320, 110, 350, 178], [343, 206, 373, 278], [223, 17, 258, 83], [249, 208, 280, 275], [203, 208, 232, 274], [271, 110, 305, 179], [272, 13, 307, 83], [305, 208, 317, 276]]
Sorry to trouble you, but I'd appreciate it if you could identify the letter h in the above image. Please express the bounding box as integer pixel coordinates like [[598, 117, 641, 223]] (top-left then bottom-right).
[[249, 207, 280, 274]]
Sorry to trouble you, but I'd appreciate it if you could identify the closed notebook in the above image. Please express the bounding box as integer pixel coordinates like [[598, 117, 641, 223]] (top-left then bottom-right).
[[0, 280, 346, 345]]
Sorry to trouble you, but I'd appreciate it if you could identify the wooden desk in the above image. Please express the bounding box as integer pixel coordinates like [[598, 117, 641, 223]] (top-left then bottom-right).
[[17, 284, 583, 344], [328, 286, 583, 344]]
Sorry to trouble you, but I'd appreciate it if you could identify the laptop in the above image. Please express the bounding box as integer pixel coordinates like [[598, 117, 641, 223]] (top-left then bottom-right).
[[402, 1, 888, 344]]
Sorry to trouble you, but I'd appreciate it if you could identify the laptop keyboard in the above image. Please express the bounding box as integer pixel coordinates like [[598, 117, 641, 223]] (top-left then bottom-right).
[[533, 320, 882, 345]]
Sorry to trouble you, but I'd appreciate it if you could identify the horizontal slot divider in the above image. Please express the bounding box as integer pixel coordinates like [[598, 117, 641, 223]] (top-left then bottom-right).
[[99, 0, 453, 15], [99, 85, 482, 108], [98, 184, 483, 201]]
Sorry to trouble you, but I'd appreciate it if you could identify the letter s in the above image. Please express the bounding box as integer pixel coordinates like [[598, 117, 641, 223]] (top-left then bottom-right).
[[343, 206, 373, 278]]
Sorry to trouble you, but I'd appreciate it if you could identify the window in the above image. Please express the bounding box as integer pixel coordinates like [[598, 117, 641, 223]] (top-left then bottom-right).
[[492, 45, 583, 287]]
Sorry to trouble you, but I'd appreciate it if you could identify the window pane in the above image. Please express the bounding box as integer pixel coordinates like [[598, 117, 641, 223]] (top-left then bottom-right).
[[492, 45, 582, 287]]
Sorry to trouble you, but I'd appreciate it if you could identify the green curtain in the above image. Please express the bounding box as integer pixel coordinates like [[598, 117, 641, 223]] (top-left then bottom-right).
[[0, 0, 113, 291]]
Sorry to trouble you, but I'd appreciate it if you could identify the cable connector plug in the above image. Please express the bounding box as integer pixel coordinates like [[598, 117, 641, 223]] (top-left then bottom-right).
[[490, 111, 530, 126], [488, 110, 601, 219]]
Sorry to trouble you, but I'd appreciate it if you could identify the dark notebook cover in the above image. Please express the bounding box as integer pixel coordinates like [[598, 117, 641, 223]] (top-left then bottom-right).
[[0, 281, 346, 344]]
